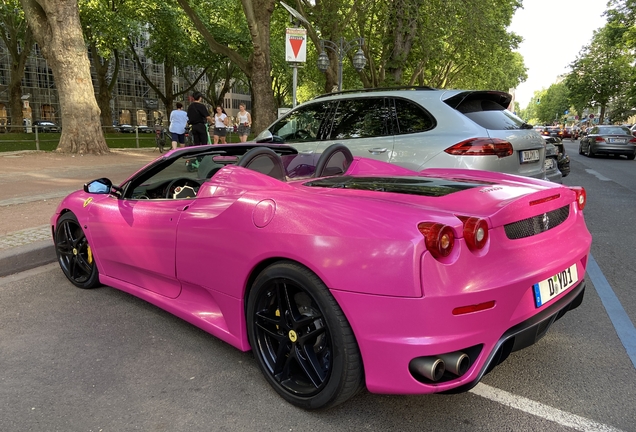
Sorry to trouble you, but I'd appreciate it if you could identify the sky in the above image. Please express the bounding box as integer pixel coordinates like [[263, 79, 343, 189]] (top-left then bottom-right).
[[509, 0, 609, 108]]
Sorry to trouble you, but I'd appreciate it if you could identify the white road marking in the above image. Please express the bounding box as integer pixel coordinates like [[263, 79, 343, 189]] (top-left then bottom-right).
[[585, 169, 612, 181], [470, 383, 624, 431]]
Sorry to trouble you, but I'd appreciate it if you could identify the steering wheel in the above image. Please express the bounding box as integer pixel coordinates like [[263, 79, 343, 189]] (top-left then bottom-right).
[[165, 177, 199, 198], [294, 129, 311, 140]]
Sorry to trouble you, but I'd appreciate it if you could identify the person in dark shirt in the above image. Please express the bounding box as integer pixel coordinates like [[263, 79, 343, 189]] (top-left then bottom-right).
[[186, 91, 212, 145]]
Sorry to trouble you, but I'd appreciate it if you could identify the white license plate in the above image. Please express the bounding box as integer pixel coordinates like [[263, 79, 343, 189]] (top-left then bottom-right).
[[544, 159, 555, 170], [533, 264, 579, 307], [521, 150, 540, 163], [608, 138, 625, 143]]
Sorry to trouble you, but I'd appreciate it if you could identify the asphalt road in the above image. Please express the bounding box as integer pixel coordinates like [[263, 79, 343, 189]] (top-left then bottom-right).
[[1, 142, 635, 431]]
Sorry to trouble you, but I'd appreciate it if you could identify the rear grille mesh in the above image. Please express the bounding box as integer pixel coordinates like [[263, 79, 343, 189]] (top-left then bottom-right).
[[504, 205, 570, 239]]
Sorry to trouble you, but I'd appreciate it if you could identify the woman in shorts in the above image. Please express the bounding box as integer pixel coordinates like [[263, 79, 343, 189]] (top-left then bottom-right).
[[213, 105, 229, 144], [236, 103, 252, 142]]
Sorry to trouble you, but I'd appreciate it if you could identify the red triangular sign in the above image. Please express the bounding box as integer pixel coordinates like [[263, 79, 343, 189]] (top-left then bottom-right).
[[289, 38, 303, 58]]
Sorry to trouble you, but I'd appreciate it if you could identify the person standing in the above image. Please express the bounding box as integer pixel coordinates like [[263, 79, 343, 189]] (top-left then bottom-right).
[[187, 91, 212, 145], [213, 105, 229, 144], [168, 102, 188, 150], [236, 103, 252, 142]]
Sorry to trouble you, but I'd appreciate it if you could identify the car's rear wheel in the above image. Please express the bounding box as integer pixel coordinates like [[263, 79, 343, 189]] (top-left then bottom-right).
[[578, 143, 584, 155], [246, 261, 364, 409], [627, 153, 635, 160], [54, 212, 100, 289]]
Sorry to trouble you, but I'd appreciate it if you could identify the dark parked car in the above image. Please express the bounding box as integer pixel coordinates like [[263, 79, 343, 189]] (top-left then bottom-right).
[[32, 120, 61, 133], [542, 136, 570, 177], [578, 125, 636, 160], [116, 124, 135, 133]]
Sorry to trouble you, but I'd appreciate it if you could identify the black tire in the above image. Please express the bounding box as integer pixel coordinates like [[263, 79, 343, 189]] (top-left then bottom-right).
[[54, 212, 100, 289], [627, 153, 636, 160], [578, 143, 583, 155], [246, 261, 364, 410]]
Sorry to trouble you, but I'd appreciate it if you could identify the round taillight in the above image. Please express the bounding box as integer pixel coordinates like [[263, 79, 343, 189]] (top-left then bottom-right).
[[570, 186, 586, 210], [463, 217, 489, 251], [418, 222, 455, 259]]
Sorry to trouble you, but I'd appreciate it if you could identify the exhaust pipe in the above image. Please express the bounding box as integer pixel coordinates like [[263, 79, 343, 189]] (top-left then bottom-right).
[[439, 352, 470, 376], [410, 357, 445, 382]]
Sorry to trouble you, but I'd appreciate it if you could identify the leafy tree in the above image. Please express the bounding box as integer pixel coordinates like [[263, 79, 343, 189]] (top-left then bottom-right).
[[0, 0, 33, 132], [79, 0, 137, 130], [175, 0, 278, 132], [536, 82, 569, 125], [128, 0, 215, 120], [565, 25, 633, 122], [20, 0, 108, 154]]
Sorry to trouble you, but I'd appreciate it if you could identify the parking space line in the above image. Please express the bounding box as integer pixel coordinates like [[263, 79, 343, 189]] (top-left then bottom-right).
[[470, 383, 624, 432], [587, 254, 636, 369]]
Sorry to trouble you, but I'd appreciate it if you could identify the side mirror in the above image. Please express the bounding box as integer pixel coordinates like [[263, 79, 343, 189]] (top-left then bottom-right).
[[255, 129, 274, 143], [84, 178, 113, 194], [255, 129, 284, 144]]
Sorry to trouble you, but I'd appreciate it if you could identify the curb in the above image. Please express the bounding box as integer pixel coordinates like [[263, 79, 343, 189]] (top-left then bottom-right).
[[0, 240, 56, 277]]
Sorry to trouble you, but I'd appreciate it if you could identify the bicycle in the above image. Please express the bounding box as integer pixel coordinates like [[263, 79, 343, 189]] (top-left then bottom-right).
[[154, 126, 171, 153]]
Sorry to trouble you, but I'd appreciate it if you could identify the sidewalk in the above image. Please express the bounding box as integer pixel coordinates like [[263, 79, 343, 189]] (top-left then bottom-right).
[[0, 148, 159, 277]]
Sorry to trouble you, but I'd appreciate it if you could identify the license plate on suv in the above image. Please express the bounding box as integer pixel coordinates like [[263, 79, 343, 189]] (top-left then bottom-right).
[[533, 264, 579, 307], [521, 149, 540, 163]]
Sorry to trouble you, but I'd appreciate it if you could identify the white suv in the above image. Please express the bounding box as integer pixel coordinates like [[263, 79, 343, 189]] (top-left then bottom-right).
[[256, 87, 560, 183]]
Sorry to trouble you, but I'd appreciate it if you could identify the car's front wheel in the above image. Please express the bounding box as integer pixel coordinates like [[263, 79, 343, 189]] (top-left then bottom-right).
[[54, 212, 100, 289], [246, 261, 364, 409]]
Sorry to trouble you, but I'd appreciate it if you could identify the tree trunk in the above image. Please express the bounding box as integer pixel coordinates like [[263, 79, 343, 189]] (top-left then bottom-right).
[[20, 0, 108, 154], [385, 0, 421, 86], [9, 66, 26, 134], [241, 0, 276, 132], [91, 45, 117, 132], [176, 0, 276, 133]]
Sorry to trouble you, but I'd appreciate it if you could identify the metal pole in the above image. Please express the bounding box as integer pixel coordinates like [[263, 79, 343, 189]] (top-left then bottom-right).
[[293, 65, 298, 107], [337, 38, 344, 91], [34, 125, 40, 151]]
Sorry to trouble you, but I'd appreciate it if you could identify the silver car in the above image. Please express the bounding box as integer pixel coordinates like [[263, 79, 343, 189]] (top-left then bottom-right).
[[579, 125, 636, 160], [256, 88, 554, 181]]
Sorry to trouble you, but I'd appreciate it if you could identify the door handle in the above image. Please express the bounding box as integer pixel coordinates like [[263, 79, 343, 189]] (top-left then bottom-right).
[[298, 150, 314, 155], [368, 148, 388, 154]]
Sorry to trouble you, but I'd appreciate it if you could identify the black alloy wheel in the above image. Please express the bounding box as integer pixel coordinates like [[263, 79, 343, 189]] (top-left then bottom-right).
[[54, 212, 100, 289], [247, 261, 363, 409]]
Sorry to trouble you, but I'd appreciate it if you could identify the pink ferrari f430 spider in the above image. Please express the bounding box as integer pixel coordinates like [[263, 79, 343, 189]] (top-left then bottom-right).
[[52, 143, 592, 409]]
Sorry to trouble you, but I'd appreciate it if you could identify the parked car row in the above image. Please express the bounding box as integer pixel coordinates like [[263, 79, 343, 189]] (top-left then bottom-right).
[[113, 124, 155, 133], [31, 120, 61, 132]]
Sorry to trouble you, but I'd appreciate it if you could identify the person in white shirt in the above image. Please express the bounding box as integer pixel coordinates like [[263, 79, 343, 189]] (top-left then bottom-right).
[[236, 103, 252, 142], [213, 105, 229, 144], [169, 102, 189, 150]]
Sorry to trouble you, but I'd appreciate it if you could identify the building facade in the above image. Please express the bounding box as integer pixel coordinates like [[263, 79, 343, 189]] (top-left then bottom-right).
[[0, 38, 251, 131]]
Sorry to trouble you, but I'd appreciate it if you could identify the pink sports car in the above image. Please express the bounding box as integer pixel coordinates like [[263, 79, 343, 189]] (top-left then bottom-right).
[[51, 143, 592, 409]]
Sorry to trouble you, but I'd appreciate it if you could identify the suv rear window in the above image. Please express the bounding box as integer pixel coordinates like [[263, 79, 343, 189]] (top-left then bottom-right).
[[446, 93, 525, 131]]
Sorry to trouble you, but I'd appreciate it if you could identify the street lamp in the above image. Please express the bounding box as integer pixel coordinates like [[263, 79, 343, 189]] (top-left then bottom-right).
[[316, 37, 366, 92]]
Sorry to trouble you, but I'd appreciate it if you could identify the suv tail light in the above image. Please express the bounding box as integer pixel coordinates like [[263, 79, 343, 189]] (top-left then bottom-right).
[[445, 138, 513, 158], [570, 186, 586, 210], [418, 222, 455, 259]]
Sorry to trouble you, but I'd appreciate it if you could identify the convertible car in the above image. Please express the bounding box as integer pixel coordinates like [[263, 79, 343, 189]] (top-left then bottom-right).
[[52, 143, 592, 409]]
